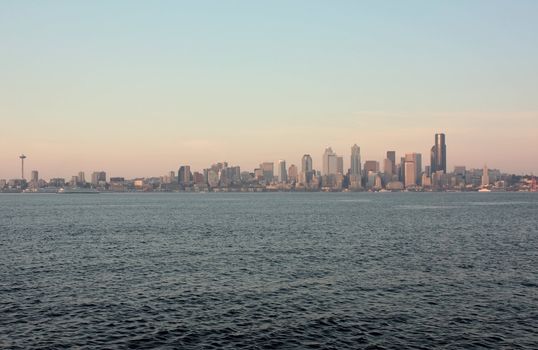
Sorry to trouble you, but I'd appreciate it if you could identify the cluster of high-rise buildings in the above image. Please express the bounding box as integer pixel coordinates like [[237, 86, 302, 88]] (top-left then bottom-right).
[[1, 133, 537, 193]]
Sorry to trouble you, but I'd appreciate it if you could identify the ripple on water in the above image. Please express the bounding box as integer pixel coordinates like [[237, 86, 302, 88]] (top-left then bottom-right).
[[1, 192, 537, 349]]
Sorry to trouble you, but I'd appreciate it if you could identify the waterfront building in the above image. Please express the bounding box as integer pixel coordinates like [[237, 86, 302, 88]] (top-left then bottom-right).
[[230, 166, 241, 185], [109, 177, 125, 192], [363, 161, 379, 175], [374, 174, 383, 190], [396, 163, 402, 183], [300, 154, 313, 185], [302, 170, 314, 186], [240, 171, 254, 184], [162, 173, 171, 184], [466, 169, 484, 188], [350, 145, 361, 177], [386, 181, 404, 191], [424, 166, 431, 178], [336, 156, 344, 175], [219, 168, 231, 187], [261, 162, 274, 183], [254, 168, 263, 181], [431, 171, 449, 190], [288, 164, 298, 183], [335, 173, 344, 190], [415, 153, 422, 183], [366, 171, 378, 189], [193, 172, 205, 185], [278, 160, 288, 183], [207, 170, 220, 188], [49, 178, 65, 188], [178, 165, 191, 187], [383, 158, 393, 184], [399, 156, 406, 182], [405, 153, 422, 185], [322, 148, 338, 176], [431, 133, 447, 174], [347, 144, 361, 190], [301, 154, 313, 173], [134, 179, 144, 190], [7, 179, 26, 189], [310, 174, 321, 190], [78, 171, 86, 184], [386, 151, 396, 175], [349, 176, 362, 190], [404, 161, 417, 188], [482, 164, 490, 186], [161, 171, 175, 184], [91, 171, 107, 186], [422, 173, 432, 188], [31, 170, 39, 183], [453, 166, 466, 187], [216, 165, 240, 187]]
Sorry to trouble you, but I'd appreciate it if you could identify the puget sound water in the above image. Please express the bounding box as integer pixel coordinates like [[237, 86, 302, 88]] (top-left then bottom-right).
[[1, 192, 537, 349]]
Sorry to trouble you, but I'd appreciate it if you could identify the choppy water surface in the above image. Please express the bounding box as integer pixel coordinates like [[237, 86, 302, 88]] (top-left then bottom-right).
[[1, 192, 537, 349]]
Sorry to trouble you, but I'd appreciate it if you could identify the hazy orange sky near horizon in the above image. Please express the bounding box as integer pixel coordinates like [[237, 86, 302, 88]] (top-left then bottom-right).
[[1, 111, 536, 179], [1, 2, 537, 179]]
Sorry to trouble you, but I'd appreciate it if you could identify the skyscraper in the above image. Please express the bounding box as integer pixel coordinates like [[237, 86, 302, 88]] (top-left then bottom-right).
[[399, 156, 406, 183], [363, 160, 379, 174], [431, 133, 447, 174], [278, 160, 288, 183], [288, 164, 298, 183], [31, 170, 39, 183], [207, 170, 219, 187], [336, 156, 344, 175], [261, 162, 274, 182], [178, 165, 191, 186], [482, 164, 489, 186], [405, 153, 422, 185], [349, 144, 362, 189], [404, 161, 417, 188], [350, 144, 361, 177], [386, 151, 396, 175], [300, 154, 313, 185], [78, 171, 86, 184], [301, 154, 313, 173], [383, 158, 393, 183], [322, 148, 337, 176]]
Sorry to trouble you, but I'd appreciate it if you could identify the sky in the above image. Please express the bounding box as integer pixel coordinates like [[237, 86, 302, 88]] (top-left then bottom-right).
[[1, 1, 537, 179]]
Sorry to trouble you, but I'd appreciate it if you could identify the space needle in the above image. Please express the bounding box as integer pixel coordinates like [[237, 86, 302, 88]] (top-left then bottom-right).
[[19, 154, 27, 180]]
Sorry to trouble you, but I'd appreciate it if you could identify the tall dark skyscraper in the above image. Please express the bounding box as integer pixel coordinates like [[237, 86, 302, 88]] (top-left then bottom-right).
[[430, 133, 447, 174]]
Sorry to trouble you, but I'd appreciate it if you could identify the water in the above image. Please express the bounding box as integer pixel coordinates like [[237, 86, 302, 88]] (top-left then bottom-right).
[[1, 192, 537, 349]]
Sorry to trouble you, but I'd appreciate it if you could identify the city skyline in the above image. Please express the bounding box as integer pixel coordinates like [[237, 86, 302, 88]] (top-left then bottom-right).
[[4, 130, 536, 193], [3, 132, 536, 185], [1, 2, 537, 178], [1, 129, 536, 180]]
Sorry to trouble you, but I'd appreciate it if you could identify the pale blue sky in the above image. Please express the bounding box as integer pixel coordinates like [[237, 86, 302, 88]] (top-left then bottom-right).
[[1, 1, 537, 178]]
